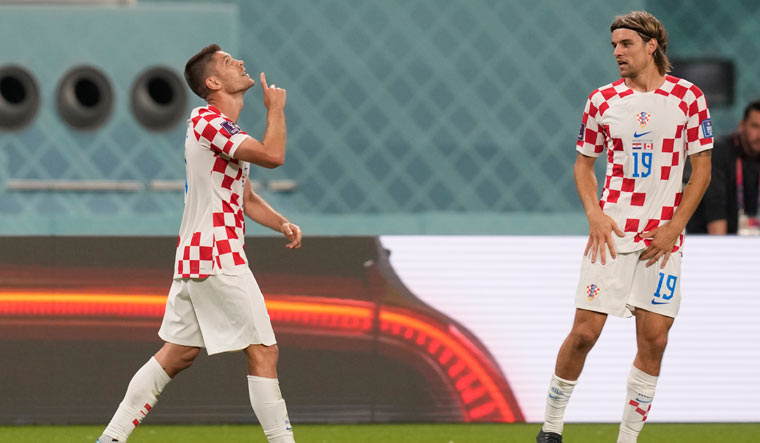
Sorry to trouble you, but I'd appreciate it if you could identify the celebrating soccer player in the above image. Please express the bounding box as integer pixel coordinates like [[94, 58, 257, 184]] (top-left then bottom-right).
[[97, 44, 300, 443]]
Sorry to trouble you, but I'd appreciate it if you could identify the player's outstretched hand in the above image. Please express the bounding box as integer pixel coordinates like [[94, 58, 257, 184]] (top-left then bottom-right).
[[584, 212, 624, 265], [260, 72, 286, 111], [638, 224, 679, 268], [281, 221, 302, 249]]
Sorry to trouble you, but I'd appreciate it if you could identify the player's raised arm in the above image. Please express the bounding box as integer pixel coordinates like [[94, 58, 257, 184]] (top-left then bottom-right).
[[233, 72, 287, 168]]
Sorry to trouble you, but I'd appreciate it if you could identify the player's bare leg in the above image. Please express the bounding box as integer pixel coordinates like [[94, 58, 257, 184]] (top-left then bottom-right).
[[617, 309, 674, 443], [246, 344, 295, 443], [538, 309, 607, 442], [98, 343, 199, 442]]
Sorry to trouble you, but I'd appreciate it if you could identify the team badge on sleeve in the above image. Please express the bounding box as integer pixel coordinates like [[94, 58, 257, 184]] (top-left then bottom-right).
[[701, 118, 713, 138], [220, 120, 242, 136], [578, 123, 585, 141]]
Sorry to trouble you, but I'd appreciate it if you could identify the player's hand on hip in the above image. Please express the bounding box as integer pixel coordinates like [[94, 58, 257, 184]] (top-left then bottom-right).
[[260, 72, 286, 111], [638, 224, 679, 268], [281, 221, 302, 249], [585, 212, 624, 265]]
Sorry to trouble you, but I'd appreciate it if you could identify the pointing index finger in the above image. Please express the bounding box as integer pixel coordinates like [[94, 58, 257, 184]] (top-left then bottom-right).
[[260, 72, 268, 92]]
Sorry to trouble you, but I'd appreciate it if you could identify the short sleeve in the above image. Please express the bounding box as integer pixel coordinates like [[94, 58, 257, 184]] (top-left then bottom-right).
[[685, 85, 713, 155], [191, 112, 249, 159], [576, 94, 605, 157]]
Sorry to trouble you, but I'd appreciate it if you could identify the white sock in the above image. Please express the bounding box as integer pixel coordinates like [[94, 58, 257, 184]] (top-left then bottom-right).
[[248, 375, 295, 443], [101, 357, 171, 442], [617, 365, 658, 443], [541, 373, 577, 435]]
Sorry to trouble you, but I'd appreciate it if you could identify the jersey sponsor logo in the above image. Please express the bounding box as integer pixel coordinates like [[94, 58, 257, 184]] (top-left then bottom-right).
[[636, 111, 651, 128], [701, 118, 713, 138], [220, 120, 242, 136], [586, 283, 600, 301], [633, 130, 653, 138], [578, 123, 585, 141]]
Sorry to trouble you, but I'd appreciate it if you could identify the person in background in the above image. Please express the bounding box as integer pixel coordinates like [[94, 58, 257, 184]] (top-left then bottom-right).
[[687, 99, 760, 234]]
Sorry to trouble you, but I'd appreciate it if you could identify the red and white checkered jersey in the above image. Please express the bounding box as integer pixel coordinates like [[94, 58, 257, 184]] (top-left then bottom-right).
[[173, 105, 252, 278], [576, 75, 713, 253]]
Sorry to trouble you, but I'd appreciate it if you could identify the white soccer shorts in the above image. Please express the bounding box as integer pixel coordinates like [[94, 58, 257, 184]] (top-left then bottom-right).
[[158, 271, 277, 354], [575, 250, 682, 318]]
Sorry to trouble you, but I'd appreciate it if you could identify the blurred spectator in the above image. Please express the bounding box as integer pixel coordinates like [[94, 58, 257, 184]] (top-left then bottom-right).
[[687, 99, 760, 234]]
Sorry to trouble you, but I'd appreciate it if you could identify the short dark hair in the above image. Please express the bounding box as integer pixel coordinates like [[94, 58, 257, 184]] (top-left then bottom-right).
[[743, 99, 760, 121], [184, 43, 221, 99]]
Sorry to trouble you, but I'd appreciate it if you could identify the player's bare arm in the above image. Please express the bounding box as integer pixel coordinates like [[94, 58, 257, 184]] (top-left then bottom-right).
[[242, 180, 302, 249], [233, 73, 287, 168], [575, 153, 624, 265], [640, 150, 711, 267]]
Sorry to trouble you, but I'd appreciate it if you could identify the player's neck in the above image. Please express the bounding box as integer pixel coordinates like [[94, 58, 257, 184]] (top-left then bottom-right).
[[624, 68, 665, 93], [206, 94, 244, 122]]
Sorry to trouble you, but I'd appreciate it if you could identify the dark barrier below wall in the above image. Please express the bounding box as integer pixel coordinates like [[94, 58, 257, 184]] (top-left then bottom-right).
[[0, 237, 523, 425]]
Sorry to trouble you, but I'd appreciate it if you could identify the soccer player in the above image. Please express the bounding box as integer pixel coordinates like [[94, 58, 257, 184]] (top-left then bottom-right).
[[536, 11, 712, 443], [97, 44, 301, 443]]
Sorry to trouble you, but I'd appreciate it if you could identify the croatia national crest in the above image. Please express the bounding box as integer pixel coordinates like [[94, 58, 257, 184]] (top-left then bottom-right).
[[636, 112, 651, 129], [586, 284, 600, 301]]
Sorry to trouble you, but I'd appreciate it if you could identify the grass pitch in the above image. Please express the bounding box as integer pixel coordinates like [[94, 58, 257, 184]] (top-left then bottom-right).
[[1, 423, 758, 442]]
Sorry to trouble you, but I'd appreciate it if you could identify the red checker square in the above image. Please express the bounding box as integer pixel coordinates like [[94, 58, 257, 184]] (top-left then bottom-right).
[[661, 138, 675, 152], [588, 104, 598, 118], [675, 192, 682, 206], [201, 124, 218, 143], [599, 101, 610, 115], [601, 87, 616, 100], [686, 127, 699, 142], [230, 193, 239, 207], [655, 89, 668, 97], [189, 260, 200, 275], [625, 218, 640, 232], [213, 212, 226, 227], [225, 225, 238, 240], [700, 138, 712, 145], [644, 219, 659, 231], [223, 140, 234, 154], [612, 138, 624, 151], [212, 157, 228, 173], [216, 239, 231, 254], [678, 101, 688, 116], [604, 176, 612, 188], [222, 200, 234, 213], [671, 84, 688, 99], [234, 168, 243, 180], [690, 85, 704, 98], [619, 89, 633, 98], [606, 189, 620, 203], [698, 110, 709, 121], [661, 206, 674, 220], [599, 200, 606, 209], [177, 261, 183, 274], [674, 125, 684, 138], [661, 166, 671, 180], [584, 128, 597, 143], [183, 246, 191, 260], [688, 101, 699, 116], [612, 164, 624, 177], [221, 175, 234, 190], [232, 252, 246, 265], [671, 152, 680, 165], [191, 232, 202, 245], [630, 192, 646, 206], [621, 178, 635, 192], [199, 246, 213, 260]]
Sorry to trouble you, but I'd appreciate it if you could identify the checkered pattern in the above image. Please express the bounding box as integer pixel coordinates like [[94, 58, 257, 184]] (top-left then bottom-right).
[[576, 76, 713, 253], [628, 399, 652, 421], [174, 106, 252, 278]]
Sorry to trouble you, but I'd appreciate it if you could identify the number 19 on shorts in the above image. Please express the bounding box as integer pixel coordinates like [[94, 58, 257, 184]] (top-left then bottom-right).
[[632, 152, 652, 178], [653, 272, 677, 301]]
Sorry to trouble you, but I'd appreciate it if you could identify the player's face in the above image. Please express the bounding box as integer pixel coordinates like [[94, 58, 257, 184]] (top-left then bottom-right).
[[211, 51, 255, 93], [739, 109, 760, 155], [611, 28, 655, 79]]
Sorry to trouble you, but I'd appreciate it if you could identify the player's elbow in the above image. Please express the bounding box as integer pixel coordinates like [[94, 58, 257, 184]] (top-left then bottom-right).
[[261, 154, 285, 169]]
